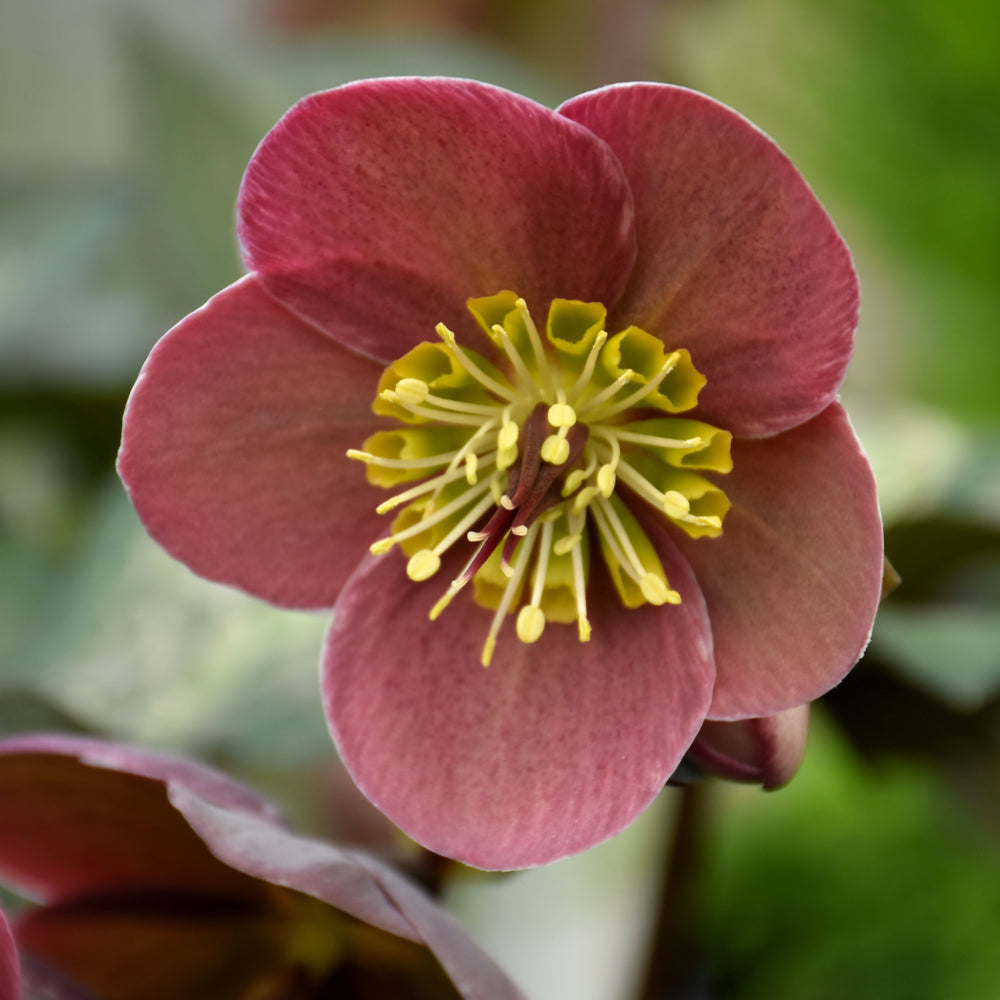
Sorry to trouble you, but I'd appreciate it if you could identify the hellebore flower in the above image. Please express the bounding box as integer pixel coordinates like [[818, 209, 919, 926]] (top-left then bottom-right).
[[0, 734, 525, 1000], [118, 78, 884, 869]]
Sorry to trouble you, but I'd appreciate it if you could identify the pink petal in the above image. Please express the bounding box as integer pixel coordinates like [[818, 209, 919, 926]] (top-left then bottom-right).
[[173, 789, 528, 999], [239, 77, 637, 362], [118, 275, 385, 609], [689, 705, 810, 790], [675, 403, 883, 718], [15, 892, 286, 1000], [0, 906, 18, 1000], [560, 84, 858, 438], [323, 542, 714, 870], [0, 735, 278, 903]]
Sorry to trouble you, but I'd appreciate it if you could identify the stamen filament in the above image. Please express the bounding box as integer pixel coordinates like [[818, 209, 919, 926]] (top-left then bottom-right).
[[605, 429, 703, 450], [561, 448, 598, 496], [567, 509, 591, 641], [370, 477, 492, 553], [435, 323, 518, 401], [590, 496, 649, 587], [575, 369, 635, 417], [482, 522, 539, 666], [432, 490, 498, 556], [528, 518, 555, 609], [587, 352, 681, 421], [491, 323, 540, 398], [407, 390, 499, 417], [377, 393, 486, 426], [598, 448, 675, 514], [566, 330, 608, 403], [516, 298, 556, 398], [375, 450, 498, 513], [347, 448, 464, 470]]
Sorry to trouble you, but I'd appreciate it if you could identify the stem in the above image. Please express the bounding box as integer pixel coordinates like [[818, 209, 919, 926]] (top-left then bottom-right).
[[405, 847, 454, 898], [636, 783, 710, 1000]]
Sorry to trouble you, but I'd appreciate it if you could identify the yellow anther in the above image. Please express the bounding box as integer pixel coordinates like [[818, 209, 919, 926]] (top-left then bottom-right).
[[516, 605, 546, 643], [662, 490, 691, 519], [346, 449, 372, 463], [393, 378, 430, 405], [547, 402, 577, 428], [406, 549, 441, 581], [464, 453, 478, 484], [639, 573, 681, 606], [553, 533, 582, 556], [572, 485, 599, 514], [562, 468, 588, 495], [689, 514, 723, 530], [577, 616, 592, 642], [498, 421, 519, 449], [369, 537, 394, 555], [596, 464, 616, 497], [497, 448, 516, 471], [481, 634, 496, 668], [435, 322, 456, 345], [540, 434, 571, 465], [429, 586, 459, 621]]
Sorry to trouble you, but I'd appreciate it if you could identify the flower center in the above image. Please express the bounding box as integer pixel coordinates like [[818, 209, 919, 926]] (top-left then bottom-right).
[[347, 292, 732, 666]]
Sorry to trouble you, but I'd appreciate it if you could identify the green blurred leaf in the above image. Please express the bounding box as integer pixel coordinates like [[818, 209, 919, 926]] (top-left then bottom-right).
[[123, 26, 260, 307], [669, 0, 1000, 418], [2, 482, 332, 768], [0, 177, 170, 386], [703, 716, 1000, 1000], [873, 605, 1000, 710]]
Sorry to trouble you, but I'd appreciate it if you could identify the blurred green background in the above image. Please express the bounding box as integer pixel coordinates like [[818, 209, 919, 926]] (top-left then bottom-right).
[[1, 1, 998, 998]]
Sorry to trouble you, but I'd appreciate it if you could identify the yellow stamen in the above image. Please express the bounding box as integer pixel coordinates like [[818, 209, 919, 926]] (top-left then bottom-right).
[[491, 322, 538, 394], [407, 549, 441, 581], [566, 329, 608, 402], [352, 294, 731, 662], [540, 433, 571, 465], [590, 352, 681, 421], [516, 605, 546, 643], [435, 322, 517, 401]]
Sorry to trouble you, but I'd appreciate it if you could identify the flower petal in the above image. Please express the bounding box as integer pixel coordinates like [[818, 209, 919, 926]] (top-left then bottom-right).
[[0, 734, 278, 903], [239, 77, 637, 362], [174, 789, 528, 999], [675, 403, 883, 718], [322, 543, 714, 870], [15, 892, 286, 1000], [560, 83, 858, 437], [688, 705, 810, 790], [0, 907, 18, 1000], [118, 275, 385, 609]]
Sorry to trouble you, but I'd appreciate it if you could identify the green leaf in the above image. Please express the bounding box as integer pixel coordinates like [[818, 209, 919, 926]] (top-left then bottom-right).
[[873, 605, 1000, 710], [703, 716, 1000, 1000], [3, 483, 332, 768]]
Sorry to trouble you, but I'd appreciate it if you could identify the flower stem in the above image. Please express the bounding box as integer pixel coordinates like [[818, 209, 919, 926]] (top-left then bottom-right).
[[636, 783, 710, 1000]]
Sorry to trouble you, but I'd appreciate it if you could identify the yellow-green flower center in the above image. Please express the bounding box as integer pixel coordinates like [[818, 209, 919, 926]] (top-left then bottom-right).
[[347, 291, 732, 665]]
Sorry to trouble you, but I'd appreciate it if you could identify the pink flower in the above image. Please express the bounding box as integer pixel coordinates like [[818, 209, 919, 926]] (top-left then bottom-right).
[[118, 79, 884, 870], [0, 734, 524, 1000]]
